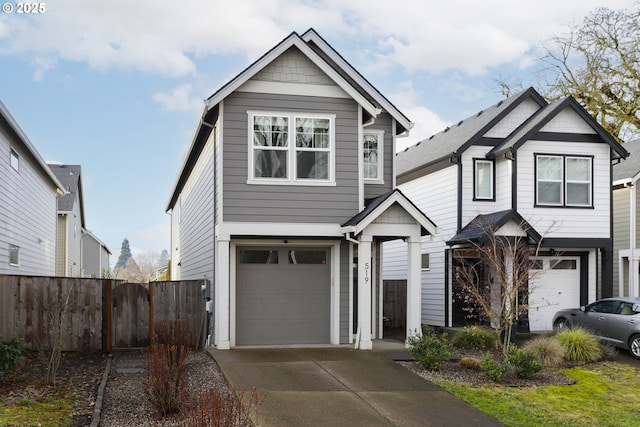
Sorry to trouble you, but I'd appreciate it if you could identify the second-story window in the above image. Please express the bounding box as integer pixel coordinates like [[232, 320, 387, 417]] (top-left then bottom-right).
[[10, 148, 19, 171], [250, 112, 334, 184], [473, 159, 494, 200], [536, 154, 592, 207], [363, 130, 383, 182]]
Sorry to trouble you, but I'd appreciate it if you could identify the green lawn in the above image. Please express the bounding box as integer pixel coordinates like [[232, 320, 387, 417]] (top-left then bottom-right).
[[0, 386, 77, 427], [438, 362, 640, 427]]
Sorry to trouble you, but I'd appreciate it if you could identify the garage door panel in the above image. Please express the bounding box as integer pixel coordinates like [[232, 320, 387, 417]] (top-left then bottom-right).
[[236, 247, 330, 346], [528, 257, 580, 331]]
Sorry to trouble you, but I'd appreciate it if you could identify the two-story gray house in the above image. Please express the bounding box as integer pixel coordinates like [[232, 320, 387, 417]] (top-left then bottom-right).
[[384, 87, 628, 332], [167, 29, 436, 350], [0, 101, 65, 275]]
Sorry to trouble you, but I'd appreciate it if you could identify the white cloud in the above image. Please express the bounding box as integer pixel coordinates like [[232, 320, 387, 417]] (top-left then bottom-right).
[[135, 223, 170, 242], [0, 0, 635, 80], [153, 83, 203, 113]]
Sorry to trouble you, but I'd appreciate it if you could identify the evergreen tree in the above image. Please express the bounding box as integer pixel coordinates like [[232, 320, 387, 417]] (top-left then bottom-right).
[[114, 238, 133, 272]]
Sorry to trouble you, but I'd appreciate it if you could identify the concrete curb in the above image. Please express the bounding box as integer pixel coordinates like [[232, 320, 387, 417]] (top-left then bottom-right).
[[90, 354, 113, 427]]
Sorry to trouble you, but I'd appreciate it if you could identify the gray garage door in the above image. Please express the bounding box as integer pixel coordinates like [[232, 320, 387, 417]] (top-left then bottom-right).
[[236, 247, 331, 345]]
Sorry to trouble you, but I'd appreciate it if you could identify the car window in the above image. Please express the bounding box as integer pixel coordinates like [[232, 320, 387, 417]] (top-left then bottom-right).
[[587, 300, 616, 313], [616, 302, 636, 315]]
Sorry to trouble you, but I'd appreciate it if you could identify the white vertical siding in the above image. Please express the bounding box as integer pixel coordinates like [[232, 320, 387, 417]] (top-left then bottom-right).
[[484, 99, 541, 138], [0, 131, 58, 275], [383, 165, 458, 326], [517, 140, 611, 238]]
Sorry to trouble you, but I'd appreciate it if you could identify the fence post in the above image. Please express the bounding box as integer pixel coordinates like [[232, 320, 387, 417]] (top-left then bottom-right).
[[102, 280, 112, 353], [148, 282, 154, 345]]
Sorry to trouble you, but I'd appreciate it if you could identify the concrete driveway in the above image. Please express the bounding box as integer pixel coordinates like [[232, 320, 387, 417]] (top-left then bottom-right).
[[208, 342, 503, 427]]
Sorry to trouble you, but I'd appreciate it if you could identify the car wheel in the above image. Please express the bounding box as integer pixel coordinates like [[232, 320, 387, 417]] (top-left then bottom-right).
[[553, 317, 570, 331], [629, 335, 640, 360]]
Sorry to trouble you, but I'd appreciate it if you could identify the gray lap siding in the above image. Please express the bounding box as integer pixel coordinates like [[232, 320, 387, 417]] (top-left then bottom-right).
[[222, 91, 360, 224]]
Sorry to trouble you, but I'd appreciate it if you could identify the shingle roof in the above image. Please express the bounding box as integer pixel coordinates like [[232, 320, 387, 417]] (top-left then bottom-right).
[[613, 139, 640, 182], [396, 87, 546, 177], [48, 164, 83, 217], [447, 209, 541, 246]]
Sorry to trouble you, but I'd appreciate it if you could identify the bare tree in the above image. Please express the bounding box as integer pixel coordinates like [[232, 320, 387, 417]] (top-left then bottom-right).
[[136, 250, 162, 282], [115, 257, 143, 282], [453, 219, 544, 355]]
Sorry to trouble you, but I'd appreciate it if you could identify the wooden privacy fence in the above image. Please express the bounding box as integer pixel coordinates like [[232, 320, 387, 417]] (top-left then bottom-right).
[[0, 275, 206, 352]]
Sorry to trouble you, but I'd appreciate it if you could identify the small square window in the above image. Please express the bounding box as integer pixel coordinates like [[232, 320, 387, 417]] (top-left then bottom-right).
[[10, 148, 19, 171], [421, 253, 430, 269], [9, 244, 19, 266]]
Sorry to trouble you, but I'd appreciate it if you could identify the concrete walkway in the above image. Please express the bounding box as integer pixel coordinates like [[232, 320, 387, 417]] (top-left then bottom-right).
[[207, 341, 504, 427]]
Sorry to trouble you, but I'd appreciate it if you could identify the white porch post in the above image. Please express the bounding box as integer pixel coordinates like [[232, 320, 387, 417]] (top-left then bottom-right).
[[631, 251, 639, 298], [619, 253, 626, 298], [406, 236, 422, 339], [215, 236, 231, 350], [357, 235, 373, 350]]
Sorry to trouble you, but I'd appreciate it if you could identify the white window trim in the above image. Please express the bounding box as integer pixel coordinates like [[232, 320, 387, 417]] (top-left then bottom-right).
[[10, 148, 19, 172], [363, 129, 384, 184], [535, 154, 592, 207], [9, 244, 19, 266], [247, 111, 336, 186]]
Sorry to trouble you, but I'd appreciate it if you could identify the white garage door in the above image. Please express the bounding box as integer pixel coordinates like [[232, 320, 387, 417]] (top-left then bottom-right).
[[528, 257, 581, 331], [236, 247, 331, 345]]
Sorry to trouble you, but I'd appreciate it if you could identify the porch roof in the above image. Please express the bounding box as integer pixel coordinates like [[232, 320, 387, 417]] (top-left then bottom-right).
[[447, 209, 541, 246]]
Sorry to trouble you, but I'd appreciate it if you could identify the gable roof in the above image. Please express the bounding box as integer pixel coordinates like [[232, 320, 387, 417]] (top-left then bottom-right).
[[48, 164, 86, 226], [396, 87, 547, 179], [447, 209, 541, 246], [0, 100, 65, 194], [613, 139, 640, 183], [489, 96, 628, 160], [341, 189, 437, 236], [168, 29, 413, 211]]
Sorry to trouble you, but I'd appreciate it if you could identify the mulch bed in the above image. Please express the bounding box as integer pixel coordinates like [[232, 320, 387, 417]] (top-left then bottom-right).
[[0, 351, 108, 426]]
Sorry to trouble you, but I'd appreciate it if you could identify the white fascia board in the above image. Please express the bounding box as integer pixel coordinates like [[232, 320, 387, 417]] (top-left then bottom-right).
[[205, 35, 380, 119], [301, 30, 413, 133], [218, 222, 344, 238]]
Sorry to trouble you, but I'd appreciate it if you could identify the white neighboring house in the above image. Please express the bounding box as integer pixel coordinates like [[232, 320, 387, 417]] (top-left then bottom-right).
[[613, 139, 640, 298], [384, 87, 628, 332], [0, 101, 65, 275], [81, 228, 111, 278]]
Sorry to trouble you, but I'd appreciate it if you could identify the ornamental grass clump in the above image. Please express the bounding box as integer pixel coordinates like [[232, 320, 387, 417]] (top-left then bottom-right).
[[523, 335, 565, 368], [407, 331, 453, 371], [452, 326, 498, 350], [554, 327, 603, 363]]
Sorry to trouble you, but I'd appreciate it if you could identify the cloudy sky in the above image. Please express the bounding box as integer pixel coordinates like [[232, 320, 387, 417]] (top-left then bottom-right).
[[0, 0, 635, 263]]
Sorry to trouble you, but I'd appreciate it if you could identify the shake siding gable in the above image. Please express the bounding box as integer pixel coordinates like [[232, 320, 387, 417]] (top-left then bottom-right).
[[0, 135, 57, 275], [178, 132, 215, 280], [222, 91, 359, 224]]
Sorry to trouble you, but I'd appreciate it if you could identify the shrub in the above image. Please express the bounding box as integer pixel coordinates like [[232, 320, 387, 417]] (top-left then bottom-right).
[[505, 345, 542, 378], [183, 386, 265, 427], [555, 327, 603, 363], [452, 326, 498, 350], [0, 337, 28, 375], [145, 343, 192, 416], [523, 336, 565, 368], [407, 331, 453, 371], [459, 357, 481, 370], [480, 353, 507, 383]]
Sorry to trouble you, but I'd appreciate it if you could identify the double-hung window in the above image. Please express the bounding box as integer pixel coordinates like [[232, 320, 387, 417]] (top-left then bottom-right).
[[250, 112, 334, 184], [536, 154, 592, 207], [473, 159, 494, 200], [363, 130, 383, 182]]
